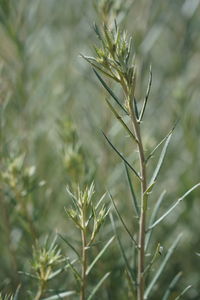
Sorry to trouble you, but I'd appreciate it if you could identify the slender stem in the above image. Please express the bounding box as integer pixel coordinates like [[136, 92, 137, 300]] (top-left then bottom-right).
[[80, 208, 87, 300], [129, 99, 147, 300], [34, 280, 46, 300]]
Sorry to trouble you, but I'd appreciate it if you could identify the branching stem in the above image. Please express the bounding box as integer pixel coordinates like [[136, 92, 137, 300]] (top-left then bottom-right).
[[129, 98, 147, 300], [34, 280, 46, 300], [80, 207, 87, 300]]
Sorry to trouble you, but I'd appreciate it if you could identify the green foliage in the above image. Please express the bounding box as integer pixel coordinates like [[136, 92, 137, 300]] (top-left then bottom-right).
[[0, 1, 200, 299]]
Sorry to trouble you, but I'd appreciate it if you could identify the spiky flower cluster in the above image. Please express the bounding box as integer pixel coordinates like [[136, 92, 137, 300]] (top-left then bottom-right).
[[32, 239, 62, 282], [82, 24, 136, 103], [66, 183, 109, 246], [94, 0, 131, 25], [1, 154, 45, 199]]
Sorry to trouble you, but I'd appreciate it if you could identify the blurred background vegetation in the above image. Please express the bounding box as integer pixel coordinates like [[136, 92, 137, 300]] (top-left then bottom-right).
[[0, 0, 199, 299]]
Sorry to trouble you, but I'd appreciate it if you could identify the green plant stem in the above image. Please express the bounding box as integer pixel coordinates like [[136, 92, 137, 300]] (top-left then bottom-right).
[[129, 99, 147, 300], [34, 280, 46, 300], [80, 212, 87, 300]]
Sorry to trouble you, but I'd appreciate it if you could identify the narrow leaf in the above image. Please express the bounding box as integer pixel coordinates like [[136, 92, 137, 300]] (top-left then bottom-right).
[[41, 291, 76, 300], [162, 272, 182, 300], [143, 181, 156, 212], [139, 65, 152, 122], [93, 68, 128, 114], [108, 192, 137, 246], [124, 163, 139, 217], [148, 183, 200, 231], [146, 122, 177, 163], [102, 131, 141, 180], [110, 213, 136, 284], [65, 186, 80, 211], [87, 272, 110, 300], [67, 258, 82, 283], [145, 190, 166, 250], [93, 23, 102, 41], [133, 97, 139, 120], [144, 243, 161, 275], [13, 285, 21, 300], [105, 98, 138, 144], [86, 236, 115, 275], [48, 259, 77, 280], [81, 54, 118, 81], [18, 271, 38, 280], [144, 234, 182, 299], [174, 285, 192, 300], [149, 133, 172, 186], [58, 233, 80, 258], [95, 193, 106, 210]]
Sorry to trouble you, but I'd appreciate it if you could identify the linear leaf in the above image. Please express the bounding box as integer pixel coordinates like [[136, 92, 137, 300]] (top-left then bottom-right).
[[93, 68, 128, 114], [108, 192, 137, 246], [48, 259, 77, 280], [87, 272, 110, 300], [105, 98, 138, 144], [81, 54, 118, 81], [95, 193, 106, 210], [86, 236, 115, 275], [162, 272, 182, 300], [174, 285, 192, 300], [149, 133, 172, 186], [124, 163, 139, 217], [146, 122, 177, 163], [102, 131, 141, 180], [110, 213, 136, 284], [139, 65, 152, 122], [67, 258, 82, 283], [58, 233, 80, 258], [143, 181, 156, 212], [144, 243, 161, 275], [93, 23, 102, 41], [133, 97, 139, 120], [13, 285, 21, 300], [144, 234, 182, 299], [145, 190, 166, 250], [18, 271, 38, 280], [125, 268, 137, 298], [41, 291, 76, 300], [148, 183, 200, 231], [48, 268, 65, 280]]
